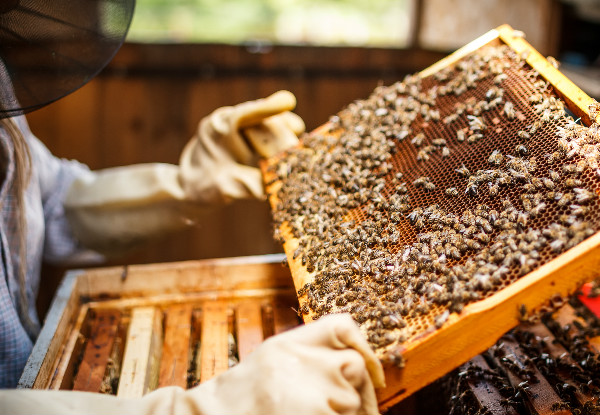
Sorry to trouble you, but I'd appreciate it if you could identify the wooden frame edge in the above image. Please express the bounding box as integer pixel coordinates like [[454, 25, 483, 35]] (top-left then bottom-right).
[[18, 270, 84, 389]]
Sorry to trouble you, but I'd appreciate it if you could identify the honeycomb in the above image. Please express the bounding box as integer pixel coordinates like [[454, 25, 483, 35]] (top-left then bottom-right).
[[265, 39, 600, 366]]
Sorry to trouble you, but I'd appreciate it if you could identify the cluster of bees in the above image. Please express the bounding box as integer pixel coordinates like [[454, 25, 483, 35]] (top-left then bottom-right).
[[446, 297, 600, 415], [267, 44, 600, 363]]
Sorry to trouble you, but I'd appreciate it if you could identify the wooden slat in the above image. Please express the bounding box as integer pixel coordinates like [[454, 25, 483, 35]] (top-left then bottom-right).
[[490, 336, 570, 415], [19, 271, 83, 389], [273, 304, 300, 334], [462, 355, 519, 415], [76, 254, 293, 300], [117, 307, 163, 398], [260, 303, 275, 339], [553, 304, 600, 354], [199, 303, 230, 382], [235, 301, 263, 361], [85, 287, 292, 311], [48, 304, 89, 390], [101, 320, 126, 394], [73, 310, 121, 392], [158, 305, 193, 388], [522, 322, 597, 405], [553, 303, 588, 334]]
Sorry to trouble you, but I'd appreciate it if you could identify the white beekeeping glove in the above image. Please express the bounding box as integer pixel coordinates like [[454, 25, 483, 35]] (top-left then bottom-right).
[[64, 91, 304, 254], [0, 314, 385, 415], [189, 313, 386, 415], [179, 90, 304, 203]]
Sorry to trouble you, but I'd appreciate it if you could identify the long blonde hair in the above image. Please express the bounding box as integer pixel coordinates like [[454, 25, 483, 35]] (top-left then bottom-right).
[[0, 116, 37, 337]]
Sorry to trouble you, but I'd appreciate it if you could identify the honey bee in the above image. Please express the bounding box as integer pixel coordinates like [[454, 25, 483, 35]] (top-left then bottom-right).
[[429, 109, 441, 122], [570, 204, 589, 217], [563, 178, 583, 188], [414, 176, 430, 187], [467, 115, 487, 131], [468, 133, 484, 143], [542, 177, 555, 189], [443, 113, 459, 124], [411, 133, 425, 147], [446, 187, 459, 197], [529, 121, 543, 135], [528, 93, 543, 104], [434, 310, 450, 329], [515, 145, 528, 156], [527, 202, 545, 217], [488, 150, 504, 165], [455, 164, 470, 177], [465, 182, 478, 197], [517, 130, 531, 140], [516, 212, 528, 228], [488, 183, 500, 196], [493, 73, 507, 85], [573, 188, 594, 204], [456, 129, 466, 142], [562, 164, 579, 175], [546, 152, 562, 164], [424, 181, 436, 191], [548, 170, 560, 181], [432, 138, 447, 147], [559, 214, 577, 225], [550, 238, 566, 253], [503, 101, 516, 120], [485, 86, 503, 101], [522, 183, 536, 193], [541, 108, 552, 123], [417, 148, 431, 162], [395, 183, 408, 194], [534, 80, 549, 90], [557, 192, 574, 206]]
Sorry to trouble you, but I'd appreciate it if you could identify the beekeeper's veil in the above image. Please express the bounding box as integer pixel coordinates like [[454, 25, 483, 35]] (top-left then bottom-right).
[[0, 0, 135, 118]]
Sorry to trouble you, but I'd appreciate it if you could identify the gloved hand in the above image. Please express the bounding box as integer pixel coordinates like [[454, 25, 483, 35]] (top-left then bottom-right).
[[180, 90, 304, 203], [64, 91, 304, 254], [189, 313, 385, 415], [0, 314, 385, 415]]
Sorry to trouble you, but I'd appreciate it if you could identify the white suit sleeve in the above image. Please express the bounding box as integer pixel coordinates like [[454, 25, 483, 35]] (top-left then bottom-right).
[[63, 91, 304, 255]]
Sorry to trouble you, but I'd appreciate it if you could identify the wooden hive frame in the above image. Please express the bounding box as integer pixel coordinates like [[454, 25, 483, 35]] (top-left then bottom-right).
[[18, 254, 301, 396], [263, 24, 600, 410]]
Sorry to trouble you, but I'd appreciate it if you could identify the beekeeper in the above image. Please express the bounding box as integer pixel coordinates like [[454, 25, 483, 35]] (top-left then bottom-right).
[[0, 0, 384, 413]]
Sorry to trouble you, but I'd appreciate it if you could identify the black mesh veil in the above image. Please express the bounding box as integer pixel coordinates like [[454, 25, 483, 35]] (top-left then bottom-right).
[[0, 0, 135, 118]]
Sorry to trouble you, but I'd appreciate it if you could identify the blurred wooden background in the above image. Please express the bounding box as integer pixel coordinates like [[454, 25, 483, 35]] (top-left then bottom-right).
[[29, 0, 571, 316], [29, 44, 446, 270]]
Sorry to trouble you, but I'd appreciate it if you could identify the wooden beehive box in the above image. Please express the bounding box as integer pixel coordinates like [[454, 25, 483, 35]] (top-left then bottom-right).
[[263, 24, 600, 410], [18, 254, 301, 395]]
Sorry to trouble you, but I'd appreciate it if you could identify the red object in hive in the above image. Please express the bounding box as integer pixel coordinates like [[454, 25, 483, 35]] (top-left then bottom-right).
[[578, 283, 600, 318]]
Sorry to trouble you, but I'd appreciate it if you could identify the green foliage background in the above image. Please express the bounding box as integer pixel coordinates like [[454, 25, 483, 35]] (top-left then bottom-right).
[[128, 0, 410, 46]]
